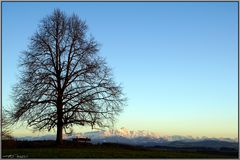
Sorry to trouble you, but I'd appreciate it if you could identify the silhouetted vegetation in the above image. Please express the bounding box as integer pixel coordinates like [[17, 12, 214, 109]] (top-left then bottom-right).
[[10, 9, 126, 145], [2, 109, 13, 140]]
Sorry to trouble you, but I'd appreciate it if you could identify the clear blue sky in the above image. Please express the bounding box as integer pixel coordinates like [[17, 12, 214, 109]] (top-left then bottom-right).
[[2, 2, 238, 138]]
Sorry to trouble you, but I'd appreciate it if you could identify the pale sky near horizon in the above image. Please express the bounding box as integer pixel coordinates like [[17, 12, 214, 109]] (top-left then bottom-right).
[[2, 2, 238, 138]]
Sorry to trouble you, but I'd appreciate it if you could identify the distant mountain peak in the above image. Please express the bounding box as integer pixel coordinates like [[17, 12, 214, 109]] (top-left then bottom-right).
[[15, 127, 238, 149]]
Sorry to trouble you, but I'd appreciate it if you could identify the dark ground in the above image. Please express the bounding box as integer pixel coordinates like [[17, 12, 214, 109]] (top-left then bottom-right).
[[1, 140, 239, 158]]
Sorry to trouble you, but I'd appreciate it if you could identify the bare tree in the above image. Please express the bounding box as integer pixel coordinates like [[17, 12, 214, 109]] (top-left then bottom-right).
[[2, 109, 13, 140], [11, 9, 126, 145]]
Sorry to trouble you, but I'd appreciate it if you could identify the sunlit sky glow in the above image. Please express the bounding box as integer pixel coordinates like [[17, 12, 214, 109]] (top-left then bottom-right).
[[2, 2, 238, 138]]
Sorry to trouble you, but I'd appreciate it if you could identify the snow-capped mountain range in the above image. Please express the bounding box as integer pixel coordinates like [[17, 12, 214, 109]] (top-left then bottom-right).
[[15, 127, 238, 147]]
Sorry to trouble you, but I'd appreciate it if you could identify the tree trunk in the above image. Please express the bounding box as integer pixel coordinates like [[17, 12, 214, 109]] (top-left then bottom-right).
[[56, 103, 63, 145], [56, 122, 63, 145]]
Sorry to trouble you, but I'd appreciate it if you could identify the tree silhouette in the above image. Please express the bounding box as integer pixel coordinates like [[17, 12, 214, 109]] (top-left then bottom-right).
[[2, 109, 13, 140], [11, 9, 126, 145]]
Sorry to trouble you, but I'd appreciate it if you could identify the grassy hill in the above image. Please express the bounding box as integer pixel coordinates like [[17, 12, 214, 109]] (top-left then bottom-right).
[[2, 140, 238, 158]]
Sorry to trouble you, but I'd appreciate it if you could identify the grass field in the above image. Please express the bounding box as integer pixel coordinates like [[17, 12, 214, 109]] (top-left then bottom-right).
[[2, 147, 238, 158], [2, 141, 238, 158]]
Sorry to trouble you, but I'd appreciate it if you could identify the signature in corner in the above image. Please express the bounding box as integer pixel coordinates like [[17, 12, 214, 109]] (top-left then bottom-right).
[[2, 154, 28, 158]]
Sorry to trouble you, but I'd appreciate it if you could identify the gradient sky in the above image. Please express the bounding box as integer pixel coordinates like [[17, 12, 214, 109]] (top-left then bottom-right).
[[2, 2, 238, 138]]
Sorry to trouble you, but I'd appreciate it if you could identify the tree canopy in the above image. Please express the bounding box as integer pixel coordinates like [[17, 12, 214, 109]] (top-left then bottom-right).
[[11, 9, 126, 144]]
